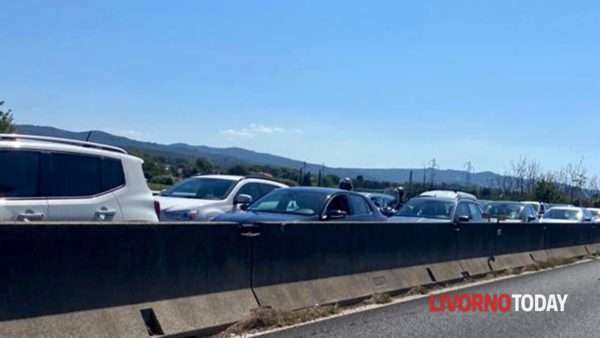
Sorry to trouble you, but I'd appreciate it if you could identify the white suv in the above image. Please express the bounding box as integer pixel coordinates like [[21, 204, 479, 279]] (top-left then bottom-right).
[[0, 134, 158, 222], [156, 175, 287, 221]]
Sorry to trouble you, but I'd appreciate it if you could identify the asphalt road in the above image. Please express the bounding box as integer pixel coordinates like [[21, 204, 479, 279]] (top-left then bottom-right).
[[261, 260, 600, 338]]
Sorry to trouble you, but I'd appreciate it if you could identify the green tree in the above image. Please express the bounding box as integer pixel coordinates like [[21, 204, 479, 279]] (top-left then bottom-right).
[[195, 158, 215, 174], [0, 101, 16, 133], [301, 172, 313, 186], [227, 164, 250, 176], [534, 179, 563, 203]]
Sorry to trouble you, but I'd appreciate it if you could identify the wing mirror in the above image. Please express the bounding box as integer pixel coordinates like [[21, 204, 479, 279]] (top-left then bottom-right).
[[527, 215, 537, 222], [325, 209, 347, 220], [381, 206, 396, 217], [456, 215, 470, 223], [234, 194, 253, 210]]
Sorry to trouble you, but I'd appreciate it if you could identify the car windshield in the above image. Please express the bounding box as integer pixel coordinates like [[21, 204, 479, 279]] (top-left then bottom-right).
[[249, 189, 328, 216], [544, 209, 581, 220], [396, 198, 455, 219], [484, 203, 522, 220], [160, 177, 235, 200]]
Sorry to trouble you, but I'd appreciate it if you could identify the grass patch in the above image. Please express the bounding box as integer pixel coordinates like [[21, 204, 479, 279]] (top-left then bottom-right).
[[405, 285, 430, 296], [364, 293, 392, 305], [215, 305, 339, 337], [535, 257, 578, 270]]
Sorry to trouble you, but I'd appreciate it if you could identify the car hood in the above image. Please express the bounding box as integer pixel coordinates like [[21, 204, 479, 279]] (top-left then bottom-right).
[[155, 196, 221, 212], [387, 216, 452, 223], [214, 210, 316, 223]]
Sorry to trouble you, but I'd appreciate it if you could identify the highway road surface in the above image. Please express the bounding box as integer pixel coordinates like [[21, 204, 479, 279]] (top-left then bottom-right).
[[261, 260, 600, 338]]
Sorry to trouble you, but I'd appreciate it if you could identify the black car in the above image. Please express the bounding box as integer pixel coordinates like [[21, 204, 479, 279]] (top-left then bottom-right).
[[213, 187, 387, 222]]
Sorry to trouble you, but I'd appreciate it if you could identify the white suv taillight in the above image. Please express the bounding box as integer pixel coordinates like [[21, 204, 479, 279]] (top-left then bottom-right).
[[154, 200, 161, 219]]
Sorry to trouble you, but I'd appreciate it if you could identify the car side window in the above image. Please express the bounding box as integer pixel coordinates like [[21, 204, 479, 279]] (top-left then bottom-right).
[[258, 184, 279, 197], [327, 195, 351, 214], [526, 206, 536, 220], [41, 153, 103, 197], [467, 203, 483, 221], [101, 158, 125, 191], [236, 183, 263, 202], [0, 150, 41, 198], [455, 202, 470, 220], [348, 194, 372, 215]]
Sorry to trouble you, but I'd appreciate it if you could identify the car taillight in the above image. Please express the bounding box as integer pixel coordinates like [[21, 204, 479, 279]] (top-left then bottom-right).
[[154, 200, 161, 219]]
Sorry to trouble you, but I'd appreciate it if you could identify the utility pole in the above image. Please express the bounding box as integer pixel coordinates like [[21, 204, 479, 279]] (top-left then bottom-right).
[[465, 161, 474, 187]]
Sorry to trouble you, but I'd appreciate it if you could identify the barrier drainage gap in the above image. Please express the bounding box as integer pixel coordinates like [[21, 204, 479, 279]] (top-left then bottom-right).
[[140, 308, 164, 336], [426, 267, 437, 283]]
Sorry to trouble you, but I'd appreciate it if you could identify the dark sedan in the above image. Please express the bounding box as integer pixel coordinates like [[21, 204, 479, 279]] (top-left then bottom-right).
[[213, 187, 387, 222]]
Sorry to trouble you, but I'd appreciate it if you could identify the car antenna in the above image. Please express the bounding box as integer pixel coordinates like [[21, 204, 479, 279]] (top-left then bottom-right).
[[85, 131, 93, 142]]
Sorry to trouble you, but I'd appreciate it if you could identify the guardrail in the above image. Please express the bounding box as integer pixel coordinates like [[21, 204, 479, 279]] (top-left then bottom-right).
[[1, 221, 598, 337]]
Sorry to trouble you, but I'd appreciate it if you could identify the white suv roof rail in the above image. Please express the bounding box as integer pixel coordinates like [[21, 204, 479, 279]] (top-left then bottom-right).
[[0, 133, 128, 154]]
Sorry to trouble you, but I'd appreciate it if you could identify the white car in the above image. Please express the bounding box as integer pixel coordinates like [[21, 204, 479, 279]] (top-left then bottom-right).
[[156, 175, 288, 221], [0, 134, 158, 222], [540, 206, 593, 223], [522, 201, 546, 217], [587, 208, 600, 222]]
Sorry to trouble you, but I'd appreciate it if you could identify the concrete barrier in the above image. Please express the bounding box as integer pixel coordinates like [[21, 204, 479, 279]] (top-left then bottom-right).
[[489, 223, 544, 271], [455, 223, 494, 276], [251, 222, 459, 310], [3, 220, 600, 337], [544, 223, 592, 260], [0, 223, 256, 338]]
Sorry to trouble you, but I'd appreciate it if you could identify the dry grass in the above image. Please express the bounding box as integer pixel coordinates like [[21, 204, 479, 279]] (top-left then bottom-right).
[[364, 293, 392, 305], [535, 257, 578, 270], [214, 255, 585, 337], [214, 305, 339, 337], [405, 285, 430, 296]]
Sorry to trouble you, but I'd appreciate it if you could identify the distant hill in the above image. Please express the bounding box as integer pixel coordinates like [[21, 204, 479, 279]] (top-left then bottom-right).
[[15, 124, 503, 187]]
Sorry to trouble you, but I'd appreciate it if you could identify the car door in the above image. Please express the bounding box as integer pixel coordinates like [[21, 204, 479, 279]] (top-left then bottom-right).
[[43, 152, 123, 221], [0, 150, 48, 221]]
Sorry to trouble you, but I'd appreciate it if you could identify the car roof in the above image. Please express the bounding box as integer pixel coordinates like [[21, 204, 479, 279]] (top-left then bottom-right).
[[190, 174, 288, 186], [486, 201, 524, 206], [546, 206, 582, 212], [0, 133, 141, 162], [361, 192, 395, 199], [192, 174, 245, 181], [418, 190, 477, 200], [284, 186, 345, 194]]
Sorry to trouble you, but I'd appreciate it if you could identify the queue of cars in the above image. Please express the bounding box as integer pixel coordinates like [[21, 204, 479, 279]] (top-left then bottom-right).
[[2, 134, 600, 224]]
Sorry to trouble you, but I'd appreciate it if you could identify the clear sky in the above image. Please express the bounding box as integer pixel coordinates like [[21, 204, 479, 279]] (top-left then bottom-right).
[[1, 1, 599, 174]]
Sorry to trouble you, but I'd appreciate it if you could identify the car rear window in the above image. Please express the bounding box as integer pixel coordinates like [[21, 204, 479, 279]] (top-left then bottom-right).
[[41, 153, 126, 198]]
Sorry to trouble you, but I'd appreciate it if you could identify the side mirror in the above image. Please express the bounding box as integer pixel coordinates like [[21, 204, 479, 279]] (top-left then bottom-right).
[[324, 209, 347, 220], [234, 194, 253, 210], [456, 215, 470, 223], [584, 217, 592, 222], [381, 206, 395, 217], [527, 215, 537, 222]]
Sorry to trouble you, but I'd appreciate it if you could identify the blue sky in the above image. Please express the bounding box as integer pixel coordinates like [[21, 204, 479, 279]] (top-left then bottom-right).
[[1, 1, 599, 174]]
